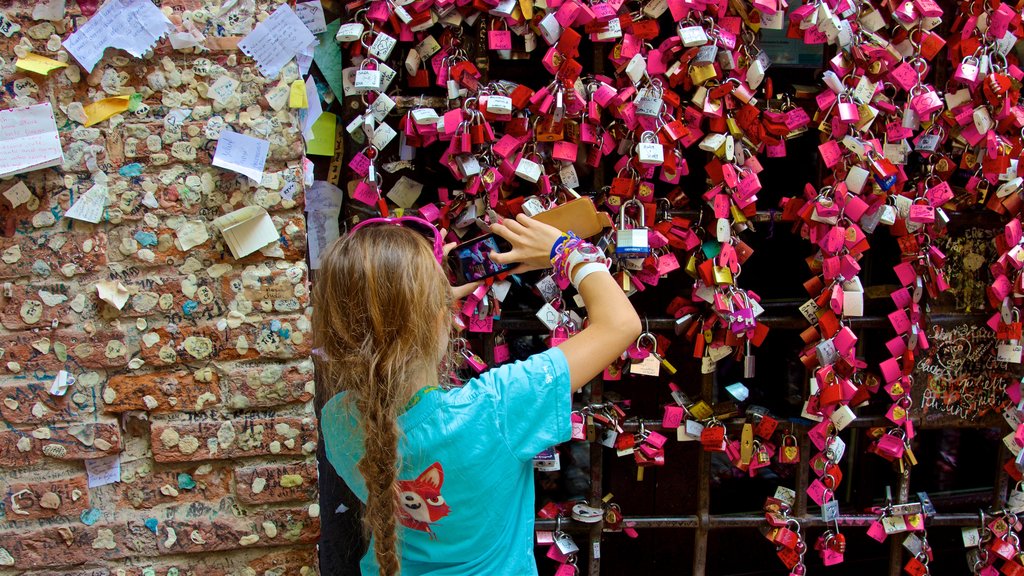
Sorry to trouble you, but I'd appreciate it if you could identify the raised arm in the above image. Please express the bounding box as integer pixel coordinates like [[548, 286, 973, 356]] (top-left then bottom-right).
[[490, 214, 641, 392]]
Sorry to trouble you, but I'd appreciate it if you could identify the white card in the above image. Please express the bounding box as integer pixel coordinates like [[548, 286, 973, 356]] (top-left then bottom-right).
[[0, 103, 64, 178], [212, 131, 270, 183], [62, 0, 172, 73], [212, 206, 280, 259], [237, 4, 316, 78], [85, 454, 121, 488]]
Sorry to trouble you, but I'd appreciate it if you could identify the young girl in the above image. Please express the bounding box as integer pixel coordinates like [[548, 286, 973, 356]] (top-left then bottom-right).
[[315, 213, 641, 575]]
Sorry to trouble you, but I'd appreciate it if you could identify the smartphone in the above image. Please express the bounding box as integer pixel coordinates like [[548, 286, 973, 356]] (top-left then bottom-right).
[[447, 233, 515, 284]]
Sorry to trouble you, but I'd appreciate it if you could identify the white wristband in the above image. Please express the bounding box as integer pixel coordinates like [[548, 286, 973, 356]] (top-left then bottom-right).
[[571, 262, 610, 290]]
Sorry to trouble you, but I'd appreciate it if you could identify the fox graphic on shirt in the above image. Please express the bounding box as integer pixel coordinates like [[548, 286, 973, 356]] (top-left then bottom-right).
[[397, 462, 450, 539]]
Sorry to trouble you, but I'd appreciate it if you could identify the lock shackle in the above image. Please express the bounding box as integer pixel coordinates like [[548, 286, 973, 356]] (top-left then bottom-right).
[[635, 331, 657, 355], [619, 198, 646, 227]]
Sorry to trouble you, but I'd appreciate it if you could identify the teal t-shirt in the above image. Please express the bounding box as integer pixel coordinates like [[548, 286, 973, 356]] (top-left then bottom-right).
[[320, 347, 572, 575]]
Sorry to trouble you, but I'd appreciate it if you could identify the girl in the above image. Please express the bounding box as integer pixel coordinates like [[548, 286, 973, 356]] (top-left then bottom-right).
[[315, 213, 641, 575]]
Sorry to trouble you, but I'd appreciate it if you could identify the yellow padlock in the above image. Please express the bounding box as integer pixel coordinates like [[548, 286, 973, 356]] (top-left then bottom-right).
[[688, 63, 717, 85]]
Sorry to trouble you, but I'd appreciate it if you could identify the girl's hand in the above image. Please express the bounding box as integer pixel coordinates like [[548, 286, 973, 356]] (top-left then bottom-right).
[[441, 229, 482, 300], [489, 213, 564, 275]]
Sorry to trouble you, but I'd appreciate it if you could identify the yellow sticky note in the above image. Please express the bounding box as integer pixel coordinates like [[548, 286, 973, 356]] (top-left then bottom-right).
[[15, 53, 68, 76], [82, 95, 131, 127], [289, 79, 308, 109], [306, 112, 336, 156]]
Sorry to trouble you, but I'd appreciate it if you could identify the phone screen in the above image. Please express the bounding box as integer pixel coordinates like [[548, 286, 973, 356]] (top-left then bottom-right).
[[448, 234, 513, 283]]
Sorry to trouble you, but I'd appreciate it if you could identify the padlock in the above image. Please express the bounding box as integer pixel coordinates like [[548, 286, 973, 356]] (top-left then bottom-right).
[[837, 94, 859, 124], [335, 21, 365, 42], [354, 59, 382, 92], [636, 131, 665, 165], [616, 199, 651, 257], [515, 156, 543, 183], [955, 55, 980, 85], [779, 434, 799, 464], [908, 198, 935, 224], [873, 430, 906, 461]]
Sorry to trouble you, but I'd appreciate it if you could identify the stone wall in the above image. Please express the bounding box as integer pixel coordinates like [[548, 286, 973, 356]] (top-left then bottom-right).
[[0, 0, 319, 573]]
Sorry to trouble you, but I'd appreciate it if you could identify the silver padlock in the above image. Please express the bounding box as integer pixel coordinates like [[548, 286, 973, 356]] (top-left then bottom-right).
[[636, 131, 665, 165], [616, 199, 650, 257], [354, 59, 382, 92]]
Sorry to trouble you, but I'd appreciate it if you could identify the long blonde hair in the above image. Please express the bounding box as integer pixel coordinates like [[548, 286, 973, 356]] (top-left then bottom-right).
[[313, 225, 453, 575]]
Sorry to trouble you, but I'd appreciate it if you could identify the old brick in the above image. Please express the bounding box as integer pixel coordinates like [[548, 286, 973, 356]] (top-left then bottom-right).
[[138, 314, 310, 367], [158, 508, 319, 555], [0, 329, 132, 373], [221, 264, 310, 315], [0, 520, 158, 569], [84, 546, 317, 576], [234, 461, 318, 505], [3, 474, 90, 522], [0, 233, 108, 281], [0, 378, 99, 425], [150, 416, 316, 463], [0, 283, 79, 330], [104, 370, 220, 414], [117, 466, 231, 510], [0, 423, 120, 468], [220, 359, 314, 410]]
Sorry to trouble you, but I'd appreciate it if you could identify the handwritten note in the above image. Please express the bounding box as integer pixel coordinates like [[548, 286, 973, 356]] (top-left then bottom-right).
[[0, 102, 64, 178], [296, 1, 328, 34], [62, 0, 173, 73], [237, 4, 316, 79], [212, 131, 270, 183], [213, 206, 281, 259], [2, 181, 31, 208], [85, 454, 121, 488], [64, 183, 107, 223]]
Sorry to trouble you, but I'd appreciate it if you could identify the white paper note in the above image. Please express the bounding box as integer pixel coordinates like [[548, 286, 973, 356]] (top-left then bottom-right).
[[302, 77, 323, 140], [304, 181, 343, 213], [64, 183, 107, 223], [96, 280, 130, 310], [62, 0, 173, 73], [85, 454, 121, 488], [49, 370, 74, 396], [212, 131, 269, 183], [2, 181, 31, 208], [296, 1, 328, 34], [387, 176, 423, 209], [237, 4, 316, 79], [0, 103, 64, 178], [307, 208, 340, 269], [213, 206, 280, 259]]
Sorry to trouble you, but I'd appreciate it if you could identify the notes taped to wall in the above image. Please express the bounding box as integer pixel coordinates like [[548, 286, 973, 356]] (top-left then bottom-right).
[[213, 206, 281, 259], [212, 131, 270, 183], [62, 0, 173, 73], [0, 102, 64, 178], [237, 4, 317, 79]]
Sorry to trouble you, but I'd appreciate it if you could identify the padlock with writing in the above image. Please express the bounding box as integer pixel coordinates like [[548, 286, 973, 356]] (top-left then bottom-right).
[[779, 434, 800, 464], [354, 59, 383, 92], [616, 199, 651, 257], [636, 131, 665, 165]]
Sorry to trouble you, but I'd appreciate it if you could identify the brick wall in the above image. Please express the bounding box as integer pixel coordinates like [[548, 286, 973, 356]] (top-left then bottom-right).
[[0, 1, 319, 573]]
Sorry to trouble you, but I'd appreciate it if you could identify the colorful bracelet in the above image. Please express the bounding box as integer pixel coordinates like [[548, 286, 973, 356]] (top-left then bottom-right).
[[550, 233, 570, 260]]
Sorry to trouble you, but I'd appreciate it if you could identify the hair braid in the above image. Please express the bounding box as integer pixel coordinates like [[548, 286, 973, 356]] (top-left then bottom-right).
[[356, 361, 402, 576]]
